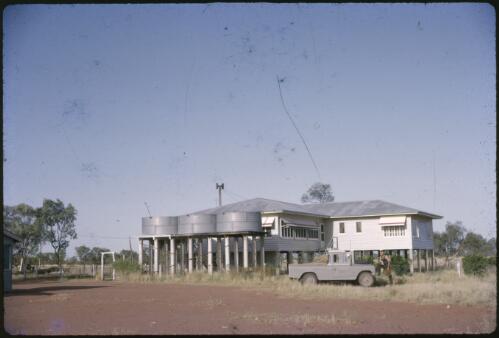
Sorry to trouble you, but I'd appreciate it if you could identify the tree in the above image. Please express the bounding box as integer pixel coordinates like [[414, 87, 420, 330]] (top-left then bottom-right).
[[119, 249, 138, 263], [444, 221, 466, 256], [301, 182, 335, 204], [3, 204, 43, 279], [75, 245, 92, 264], [461, 233, 496, 256], [37, 199, 78, 276], [433, 231, 448, 256], [89, 247, 111, 265]]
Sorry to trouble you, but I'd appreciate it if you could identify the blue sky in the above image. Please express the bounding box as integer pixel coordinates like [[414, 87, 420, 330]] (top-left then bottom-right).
[[3, 3, 495, 256]]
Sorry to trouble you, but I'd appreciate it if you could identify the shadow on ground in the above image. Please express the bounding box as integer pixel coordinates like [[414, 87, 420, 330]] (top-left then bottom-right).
[[5, 284, 110, 297]]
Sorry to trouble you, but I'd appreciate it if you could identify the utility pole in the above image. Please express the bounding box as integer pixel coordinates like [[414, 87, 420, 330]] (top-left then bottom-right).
[[129, 236, 133, 263], [216, 183, 224, 206]]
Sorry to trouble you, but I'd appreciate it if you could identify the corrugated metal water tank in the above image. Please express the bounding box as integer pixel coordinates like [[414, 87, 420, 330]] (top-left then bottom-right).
[[142, 216, 178, 235], [216, 211, 262, 233], [178, 214, 217, 235]]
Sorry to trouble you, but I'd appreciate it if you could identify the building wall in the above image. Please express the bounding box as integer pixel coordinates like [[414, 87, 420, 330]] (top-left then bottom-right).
[[330, 216, 413, 251], [411, 216, 434, 250], [262, 213, 325, 252]]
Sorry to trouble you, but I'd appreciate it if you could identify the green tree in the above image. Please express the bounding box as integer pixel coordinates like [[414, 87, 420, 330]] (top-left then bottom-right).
[[3, 204, 43, 279], [433, 231, 448, 256], [119, 249, 138, 263], [75, 245, 92, 264], [37, 199, 78, 276], [301, 182, 335, 204], [461, 232, 488, 256], [443, 221, 466, 256], [391, 255, 410, 276], [89, 247, 111, 265], [462, 255, 489, 277]]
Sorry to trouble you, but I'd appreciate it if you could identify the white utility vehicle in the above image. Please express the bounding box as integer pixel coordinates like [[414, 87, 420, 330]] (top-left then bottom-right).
[[288, 248, 376, 287]]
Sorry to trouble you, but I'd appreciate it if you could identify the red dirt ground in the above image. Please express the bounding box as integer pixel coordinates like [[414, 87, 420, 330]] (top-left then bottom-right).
[[3, 279, 496, 334]]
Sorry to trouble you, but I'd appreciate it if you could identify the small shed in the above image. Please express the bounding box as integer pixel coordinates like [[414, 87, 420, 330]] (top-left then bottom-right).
[[3, 229, 21, 292]]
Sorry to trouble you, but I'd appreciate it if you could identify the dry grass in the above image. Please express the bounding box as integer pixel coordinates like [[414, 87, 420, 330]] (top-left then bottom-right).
[[117, 268, 496, 307], [236, 311, 357, 326]]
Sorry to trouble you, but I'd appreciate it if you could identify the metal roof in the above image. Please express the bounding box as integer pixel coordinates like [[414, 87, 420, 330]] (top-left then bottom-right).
[[192, 198, 326, 217], [4, 228, 21, 242], [191, 198, 442, 219], [300, 200, 442, 219]]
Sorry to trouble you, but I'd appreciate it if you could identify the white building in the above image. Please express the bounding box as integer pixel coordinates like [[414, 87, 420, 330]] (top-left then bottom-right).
[[139, 198, 442, 274], [300, 199, 442, 273]]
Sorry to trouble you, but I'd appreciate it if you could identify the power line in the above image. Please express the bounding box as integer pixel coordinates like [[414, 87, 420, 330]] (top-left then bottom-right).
[[224, 188, 248, 201], [78, 235, 131, 240], [276, 75, 322, 181]]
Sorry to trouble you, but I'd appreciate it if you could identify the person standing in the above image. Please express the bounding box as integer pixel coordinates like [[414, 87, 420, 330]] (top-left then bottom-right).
[[380, 250, 393, 285]]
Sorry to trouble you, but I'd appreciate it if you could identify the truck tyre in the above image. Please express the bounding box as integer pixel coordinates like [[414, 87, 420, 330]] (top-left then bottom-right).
[[357, 271, 374, 287], [300, 273, 318, 285]]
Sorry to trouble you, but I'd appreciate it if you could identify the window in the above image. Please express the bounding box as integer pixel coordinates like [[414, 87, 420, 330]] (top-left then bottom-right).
[[412, 222, 421, 238], [339, 222, 345, 233], [281, 224, 319, 239], [356, 222, 362, 233], [320, 224, 324, 241], [383, 226, 405, 237]]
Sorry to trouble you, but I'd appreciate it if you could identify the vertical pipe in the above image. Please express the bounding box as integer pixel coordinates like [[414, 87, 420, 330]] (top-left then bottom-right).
[[100, 253, 104, 281], [252, 236, 257, 269], [409, 249, 414, 274], [275, 252, 280, 275], [154, 238, 159, 273], [216, 238, 222, 272], [243, 236, 248, 269], [417, 249, 421, 272], [225, 236, 230, 272], [180, 240, 185, 273], [234, 237, 239, 272], [188, 237, 193, 273], [149, 240, 153, 274], [164, 241, 169, 275], [138, 239, 143, 269], [260, 236, 265, 269], [424, 249, 429, 272], [197, 238, 203, 271], [208, 237, 213, 274], [170, 238, 175, 275]]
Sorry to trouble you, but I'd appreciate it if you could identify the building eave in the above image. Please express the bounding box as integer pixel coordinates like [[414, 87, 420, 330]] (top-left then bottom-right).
[[328, 211, 443, 220], [261, 210, 330, 218]]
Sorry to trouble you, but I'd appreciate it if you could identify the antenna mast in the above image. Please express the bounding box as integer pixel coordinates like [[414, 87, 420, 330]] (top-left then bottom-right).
[[216, 183, 224, 206]]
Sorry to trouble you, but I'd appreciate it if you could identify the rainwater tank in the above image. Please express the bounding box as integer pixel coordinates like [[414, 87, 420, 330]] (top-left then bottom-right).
[[141, 216, 178, 235], [178, 214, 217, 235], [216, 212, 262, 233]]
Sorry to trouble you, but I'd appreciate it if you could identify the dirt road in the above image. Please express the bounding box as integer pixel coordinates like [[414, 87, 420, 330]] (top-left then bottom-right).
[[3, 279, 496, 334]]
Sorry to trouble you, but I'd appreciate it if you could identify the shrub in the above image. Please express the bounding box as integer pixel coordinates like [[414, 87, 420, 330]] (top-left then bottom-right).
[[391, 255, 410, 276], [113, 260, 140, 275], [487, 256, 496, 266], [462, 255, 488, 276]]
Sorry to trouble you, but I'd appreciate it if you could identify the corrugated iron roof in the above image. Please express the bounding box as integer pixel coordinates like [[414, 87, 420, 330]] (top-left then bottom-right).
[[4, 228, 21, 242], [192, 198, 323, 216], [189, 198, 442, 219], [300, 199, 442, 218]]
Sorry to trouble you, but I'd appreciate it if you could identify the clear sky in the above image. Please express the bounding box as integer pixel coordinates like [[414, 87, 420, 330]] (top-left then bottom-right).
[[3, 3, 496, 257]]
